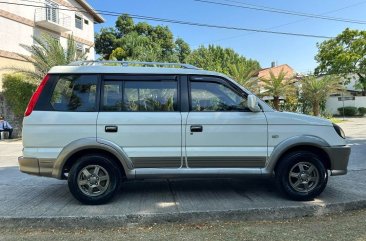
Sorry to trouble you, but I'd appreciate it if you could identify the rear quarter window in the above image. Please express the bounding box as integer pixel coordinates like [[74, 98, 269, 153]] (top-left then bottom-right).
[[36, 74, 99, 112]]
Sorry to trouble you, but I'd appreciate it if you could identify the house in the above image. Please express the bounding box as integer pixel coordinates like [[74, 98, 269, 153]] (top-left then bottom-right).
[[326, 74, 366, 115], [251, 62, 300, 101], [253, 62, 296, 81], [0, 0, 104, 85], [0, 0, 104, 137]]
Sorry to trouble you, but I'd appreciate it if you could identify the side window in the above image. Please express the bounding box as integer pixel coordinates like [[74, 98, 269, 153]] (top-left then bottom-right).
[[102, 81, 123, 111], [124, 81, 178, 112], [50, 75, 97, 112], [190, 81, 248, 112]]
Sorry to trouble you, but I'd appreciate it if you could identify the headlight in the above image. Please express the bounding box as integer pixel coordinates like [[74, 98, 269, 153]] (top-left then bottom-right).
[[333, 123, 346, 139]]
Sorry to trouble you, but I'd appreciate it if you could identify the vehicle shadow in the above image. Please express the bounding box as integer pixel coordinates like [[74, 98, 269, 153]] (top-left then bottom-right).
[[0, 166, 357, 218]]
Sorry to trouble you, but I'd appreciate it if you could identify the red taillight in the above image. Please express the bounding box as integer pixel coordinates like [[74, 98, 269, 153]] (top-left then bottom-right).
[[24, 74, 50, 117]]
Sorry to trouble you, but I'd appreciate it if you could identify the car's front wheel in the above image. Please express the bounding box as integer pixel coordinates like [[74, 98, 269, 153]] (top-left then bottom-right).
[[275, 151, 328, 201], [68, 154, 121, 205]]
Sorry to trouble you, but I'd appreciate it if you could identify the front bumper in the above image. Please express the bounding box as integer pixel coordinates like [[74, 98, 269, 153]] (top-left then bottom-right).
[[323, 145, 351, 176], [18, 156, 54, 177]]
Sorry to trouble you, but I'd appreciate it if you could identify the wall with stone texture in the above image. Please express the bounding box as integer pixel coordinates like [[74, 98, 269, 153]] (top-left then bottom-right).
[[0, 93, 22, 138]]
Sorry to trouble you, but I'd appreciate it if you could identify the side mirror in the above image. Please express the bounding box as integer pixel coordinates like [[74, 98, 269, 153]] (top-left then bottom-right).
[[247, 95, 261, 112]]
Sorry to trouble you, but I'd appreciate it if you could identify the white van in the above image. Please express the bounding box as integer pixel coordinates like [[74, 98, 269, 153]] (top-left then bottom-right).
[[18, 61, 350, 204]]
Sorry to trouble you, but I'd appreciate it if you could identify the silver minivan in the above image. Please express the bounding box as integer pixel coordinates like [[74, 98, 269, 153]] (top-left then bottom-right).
[[19, 61, 350, 204]]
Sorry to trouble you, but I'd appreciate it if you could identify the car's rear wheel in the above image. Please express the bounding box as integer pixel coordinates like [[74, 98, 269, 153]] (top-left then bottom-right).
[[68, 154, 121, 205], [275, 151, 328, 201]]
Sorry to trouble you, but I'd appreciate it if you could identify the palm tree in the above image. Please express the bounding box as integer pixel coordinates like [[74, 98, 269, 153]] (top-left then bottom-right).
[[12, 34, 87, 81], [228, 64, 259, 93], [301, 75, 341, 116], [260, 69, 295, 110]]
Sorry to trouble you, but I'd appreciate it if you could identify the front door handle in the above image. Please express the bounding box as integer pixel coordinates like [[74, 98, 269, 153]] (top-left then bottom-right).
[[105, 126, 118, 133], [190, 125, 203, 132]]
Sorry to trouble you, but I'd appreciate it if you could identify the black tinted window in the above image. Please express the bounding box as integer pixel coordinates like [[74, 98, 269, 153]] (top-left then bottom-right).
[[124, 81, 178, 112], [50, 75, 97, 111], [190, 81, 248, 111]]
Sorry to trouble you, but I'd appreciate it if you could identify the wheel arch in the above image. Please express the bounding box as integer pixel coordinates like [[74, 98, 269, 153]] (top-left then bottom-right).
[[265, 136, 331, 174], [52, 138, 134, 179]]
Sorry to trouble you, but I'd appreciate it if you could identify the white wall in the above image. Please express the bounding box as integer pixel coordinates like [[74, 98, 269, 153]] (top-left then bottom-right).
[[0, 0, 97, 60], [326, 96, 366, 115], [0, 17, 34, 55], [65, 0, 95, 42], [0, 0, 43, 20]]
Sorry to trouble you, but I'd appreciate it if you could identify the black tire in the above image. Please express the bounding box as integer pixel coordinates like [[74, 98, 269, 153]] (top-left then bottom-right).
[[68, 154, 121, 205], [275, 151, 328, 201]]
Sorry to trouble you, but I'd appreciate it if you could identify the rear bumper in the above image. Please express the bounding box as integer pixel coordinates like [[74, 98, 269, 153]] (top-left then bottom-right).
[[323, 145, 351, 176], [18, 156, 39, 176], [18, 156, 54, 177]]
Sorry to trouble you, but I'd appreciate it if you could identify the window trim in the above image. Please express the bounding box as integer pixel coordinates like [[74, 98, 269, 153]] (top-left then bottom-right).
[[188, 75, 250, 112], [100, 74, 181, 112]]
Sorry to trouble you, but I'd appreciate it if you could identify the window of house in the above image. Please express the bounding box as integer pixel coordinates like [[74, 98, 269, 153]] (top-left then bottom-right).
[[84, 19, 89, 25], [190, 81, 248, 112], [75, 14, 83, 29], [76, 43, 84, 56], [45, 0, 59, 23]]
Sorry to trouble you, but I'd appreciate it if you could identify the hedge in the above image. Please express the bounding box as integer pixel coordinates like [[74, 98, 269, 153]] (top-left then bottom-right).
[[358, 107, 366, 117], [2, 73, 37, 117], [337, 106, 358, 116]]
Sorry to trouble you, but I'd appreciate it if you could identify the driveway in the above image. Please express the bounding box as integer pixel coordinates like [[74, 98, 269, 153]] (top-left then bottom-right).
[[0, 117, 365, 227]]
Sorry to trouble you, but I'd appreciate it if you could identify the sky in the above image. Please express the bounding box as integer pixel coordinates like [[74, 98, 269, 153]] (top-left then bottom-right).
[[87, 0, 366, 73]]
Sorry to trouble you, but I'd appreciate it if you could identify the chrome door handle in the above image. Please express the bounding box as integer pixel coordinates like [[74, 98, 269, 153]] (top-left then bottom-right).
[[105, 126, 118, 133], [190, 125, 203, 132]]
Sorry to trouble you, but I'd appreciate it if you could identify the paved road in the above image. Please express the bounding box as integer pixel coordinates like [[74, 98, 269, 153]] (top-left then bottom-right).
[[338, 118, 366, 171], [0, 118, 365, 227]]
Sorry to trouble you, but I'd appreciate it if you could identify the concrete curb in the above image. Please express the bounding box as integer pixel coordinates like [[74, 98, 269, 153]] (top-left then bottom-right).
[[1, 199, 366, 228]]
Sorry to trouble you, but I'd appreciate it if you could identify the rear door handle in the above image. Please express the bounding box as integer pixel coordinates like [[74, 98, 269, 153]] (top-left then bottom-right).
[[190, 125, 203, 132], [105, 126, 118, 133]]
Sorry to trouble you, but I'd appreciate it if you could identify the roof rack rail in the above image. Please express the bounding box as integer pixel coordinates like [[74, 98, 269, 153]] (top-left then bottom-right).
[[68, 60, 200, 70]]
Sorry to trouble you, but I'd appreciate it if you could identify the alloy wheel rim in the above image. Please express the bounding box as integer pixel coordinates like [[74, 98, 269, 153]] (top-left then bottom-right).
[[77, 165, 110, 197], [288, 162, 319, 193]]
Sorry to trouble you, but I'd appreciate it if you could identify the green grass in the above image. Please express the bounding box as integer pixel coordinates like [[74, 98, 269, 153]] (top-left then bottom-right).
[[3, 209, 366, 241], [328, 117, 344, 123]]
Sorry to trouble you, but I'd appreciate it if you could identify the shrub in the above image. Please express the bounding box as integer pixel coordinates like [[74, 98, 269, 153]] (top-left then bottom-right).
[[2, 73, 37, 117], [337, 106, 358, 116], [358, 107, 366, 116], [321, 110, 333, 119]]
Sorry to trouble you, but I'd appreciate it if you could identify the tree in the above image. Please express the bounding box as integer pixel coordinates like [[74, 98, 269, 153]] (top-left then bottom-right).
[[95, 28, 118, 59], [315, 28, 366, 95], [175, 38, 191, 63], [12, 34, 86, 81], [115, 14, 135, 36], [110, 32, 162, 61], [186, 45, 260, 91], [95, 14, 190, 62], [228, 64, 258, 92], [301, 75, 341, 116], [260, 69, 295, 110]]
